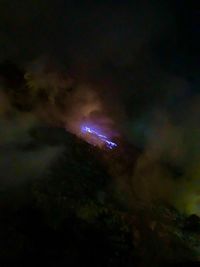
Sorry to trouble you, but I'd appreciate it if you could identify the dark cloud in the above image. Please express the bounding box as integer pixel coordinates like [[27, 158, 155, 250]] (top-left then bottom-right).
[[0, 1, 199, 213], [0, 1, 174, 63], [0, 112, 64, 186]]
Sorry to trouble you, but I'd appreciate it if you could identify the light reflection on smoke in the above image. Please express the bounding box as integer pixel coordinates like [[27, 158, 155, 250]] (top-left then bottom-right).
[[81, 125, 117, 149]]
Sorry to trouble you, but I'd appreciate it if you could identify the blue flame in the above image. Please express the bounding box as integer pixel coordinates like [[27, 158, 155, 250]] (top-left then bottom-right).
[[81, 125, 117, 149]]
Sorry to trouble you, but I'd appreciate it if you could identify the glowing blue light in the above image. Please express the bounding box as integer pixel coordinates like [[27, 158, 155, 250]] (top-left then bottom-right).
[[81, 125, 117, 149]]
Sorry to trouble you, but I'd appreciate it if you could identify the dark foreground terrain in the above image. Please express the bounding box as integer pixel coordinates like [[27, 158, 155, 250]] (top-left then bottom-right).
[[0, 127, 199, 267]]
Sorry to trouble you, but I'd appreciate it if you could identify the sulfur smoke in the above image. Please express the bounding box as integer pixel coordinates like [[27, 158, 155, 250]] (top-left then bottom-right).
[[0, 57, 199, 216], [0, 1, 198, 215]]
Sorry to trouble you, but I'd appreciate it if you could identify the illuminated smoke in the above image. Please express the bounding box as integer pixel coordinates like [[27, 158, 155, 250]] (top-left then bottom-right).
[[59, 83, 119, 150], [81, 125, 117, 149]]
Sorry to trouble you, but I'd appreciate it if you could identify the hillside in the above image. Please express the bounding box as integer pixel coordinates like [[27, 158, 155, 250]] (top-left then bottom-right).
[[0, 127, 199, 266]]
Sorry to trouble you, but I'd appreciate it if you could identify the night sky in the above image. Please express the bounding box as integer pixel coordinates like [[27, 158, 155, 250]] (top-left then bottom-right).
[[0, 1, 199, 266]]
